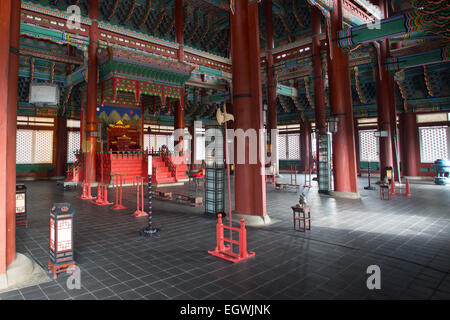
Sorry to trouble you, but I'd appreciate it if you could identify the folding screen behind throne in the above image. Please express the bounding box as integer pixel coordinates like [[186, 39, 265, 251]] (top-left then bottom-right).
[[107, 120, 140, 151]]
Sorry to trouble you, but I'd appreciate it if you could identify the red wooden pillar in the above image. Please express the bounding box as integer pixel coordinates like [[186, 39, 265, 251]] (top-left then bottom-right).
[[0, 0, 11, 276], [54, 116, 68, 178], [6, 0, 21, 269], [399, 112, 420, 177], [311, 5, 327, 180], [374, 0, 396, 181], [85, 0, 99, 183], [375, 41, 394, 180], [231, 0, 267, 221], [300, 121, 311, 172], [54, 46, 73, 178], [390, 73, 400, 180], [263, 0, 278, 164], [175, 91, 185, 130], [175, 0, 184, 62], [174, 0, 185, 157], [1, 0, 20, 274], [326, 0, 359, 195], [174, 89, 185, 153], [311, 5, 326, 136]]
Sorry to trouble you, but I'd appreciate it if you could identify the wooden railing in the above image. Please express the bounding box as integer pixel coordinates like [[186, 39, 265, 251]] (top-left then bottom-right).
[[160, 145, 178, 182]]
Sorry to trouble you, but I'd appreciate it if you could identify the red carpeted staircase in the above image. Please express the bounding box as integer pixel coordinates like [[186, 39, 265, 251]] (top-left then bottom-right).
[[152, 154, 189, 185], [152, 145, 189, 185], [152, 156, 177, 184], [171, 155, 188, 181]]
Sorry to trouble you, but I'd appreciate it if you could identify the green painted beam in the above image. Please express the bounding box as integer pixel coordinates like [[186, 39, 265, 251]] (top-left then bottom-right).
[[386, 47, 450, 71], [338, 11, 424, 47], [277, 84, 298, 98]]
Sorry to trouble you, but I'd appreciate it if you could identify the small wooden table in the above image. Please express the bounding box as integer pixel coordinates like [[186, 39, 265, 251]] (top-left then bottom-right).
[[154, 190, 172, 201], [379, 184, 391, 200], [291, 205, 311, 232]]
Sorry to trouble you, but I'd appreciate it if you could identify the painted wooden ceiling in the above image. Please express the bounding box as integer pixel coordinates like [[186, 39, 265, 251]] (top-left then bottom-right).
[[18, 0, 450, 124]]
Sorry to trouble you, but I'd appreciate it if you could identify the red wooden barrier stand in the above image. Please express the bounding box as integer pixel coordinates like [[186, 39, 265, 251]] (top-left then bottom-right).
[[131, 176, 148, 217], [111, 173, 126, 210], [78, 180, 94, 200], [290, 165, 298, 186], [91, 152, 112, 205], [391, 178, 411, 196], [92, 182, 113, 206], [208, 214, 255, 263], [303, 168, 312, 188]]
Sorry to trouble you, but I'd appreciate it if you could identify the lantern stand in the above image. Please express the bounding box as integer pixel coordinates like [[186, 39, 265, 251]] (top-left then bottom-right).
[[48, 203, 76, 279], [364, 160, 376, 190], [16, 184, 28, 227], [140, 152, 159, 237]]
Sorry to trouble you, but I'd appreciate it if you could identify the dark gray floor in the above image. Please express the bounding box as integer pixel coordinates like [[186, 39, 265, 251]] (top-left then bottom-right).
[[1, 174, 450, 300]]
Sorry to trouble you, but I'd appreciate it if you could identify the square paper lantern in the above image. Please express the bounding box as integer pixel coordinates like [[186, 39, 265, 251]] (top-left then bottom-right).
[[16, 184, 28, 227], [48, 203, 75, 279]]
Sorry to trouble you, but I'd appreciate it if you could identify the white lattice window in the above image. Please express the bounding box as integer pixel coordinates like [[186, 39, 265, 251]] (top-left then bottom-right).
[[16, 129, 53, 164], [419, 126, 448, 163], [168, 135, 174, 151], [67, 131, 80, 163], [359, 129, 379, 162], [145, 134, 160, 152], [144, 134, 150, 151], [287, 134, 300, 160], [16, 130, 33, 164], [278, 134, 287, 160], [278, 133, 300, 160], [34, 131, 53, 163], [195, 135, 205, 161], [156, 135, 167, 151]]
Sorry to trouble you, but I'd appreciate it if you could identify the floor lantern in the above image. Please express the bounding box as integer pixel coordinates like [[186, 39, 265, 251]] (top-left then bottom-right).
[[16, 184, 28, 227], [204, 124, 225, 217], [48, 203, 76, 279]]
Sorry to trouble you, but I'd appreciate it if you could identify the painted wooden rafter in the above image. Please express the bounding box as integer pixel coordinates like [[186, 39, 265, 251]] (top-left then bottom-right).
[[28, 57, 35, 101], [217, 30, 229, 52], [122, 0, 137, 25], [19, 46, 84, 66], [303, 76, 314, 109], [138, 0, 152, 29], [204, 102, 217, 119], [183, 5, 190, 32], [199, 14, 211, 44], [395, 77, 408, 111], [277, 96, 287, 113], [205, 26, 221, 51], [423, 65, 435, 97], [186, 88, 199, 117], [50, 62, 56, 84], [152, 6, 167, 36], [353, 66, 367, 104], [163, 15, 176, 37], [21, 2, 231, 74], [292, 0, 305, 28], [106, 0, 120, 20], [277, 11, 294, 43], [186, 8, 200, 43]]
